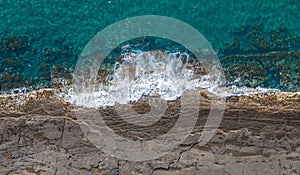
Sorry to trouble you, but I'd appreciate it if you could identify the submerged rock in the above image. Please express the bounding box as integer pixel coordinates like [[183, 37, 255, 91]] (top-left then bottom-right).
[[221, 51, 300, 91]]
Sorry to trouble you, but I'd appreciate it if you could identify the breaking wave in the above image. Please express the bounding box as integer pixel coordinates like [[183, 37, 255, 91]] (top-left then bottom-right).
[[66, 50, 224, 107], [60, 50, 280, 108]]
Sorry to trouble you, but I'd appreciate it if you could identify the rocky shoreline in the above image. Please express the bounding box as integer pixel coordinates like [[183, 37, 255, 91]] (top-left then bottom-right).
[[0, 89, 299, 174]]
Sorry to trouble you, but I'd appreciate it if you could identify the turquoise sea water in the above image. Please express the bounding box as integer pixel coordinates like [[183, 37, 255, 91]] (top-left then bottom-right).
[[0, 0, 299, 93]]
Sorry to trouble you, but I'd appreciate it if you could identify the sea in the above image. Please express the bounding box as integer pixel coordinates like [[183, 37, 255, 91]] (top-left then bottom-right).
[[0, 0, 299, 107]]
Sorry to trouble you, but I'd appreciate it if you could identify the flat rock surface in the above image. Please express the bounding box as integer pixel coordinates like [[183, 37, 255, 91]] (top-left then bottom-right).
[[0, 89, 299, 174]]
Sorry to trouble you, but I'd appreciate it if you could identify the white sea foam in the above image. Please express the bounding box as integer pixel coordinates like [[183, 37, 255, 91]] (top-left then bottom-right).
[[211, 85, 280, 97], [63, 51, 280, 108]]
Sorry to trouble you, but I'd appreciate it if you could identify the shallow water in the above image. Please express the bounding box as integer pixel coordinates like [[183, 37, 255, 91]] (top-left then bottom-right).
[[66, 50, 284, 108], [0, 0, 299, 103]]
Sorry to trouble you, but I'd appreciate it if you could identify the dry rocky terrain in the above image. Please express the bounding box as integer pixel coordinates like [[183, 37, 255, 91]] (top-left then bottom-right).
[[0, 89, 299, 175]]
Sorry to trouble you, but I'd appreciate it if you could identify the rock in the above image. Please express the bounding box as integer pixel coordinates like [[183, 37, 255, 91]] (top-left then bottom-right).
[[0, 89, 299, 174], [220, 51, 300, 91]]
